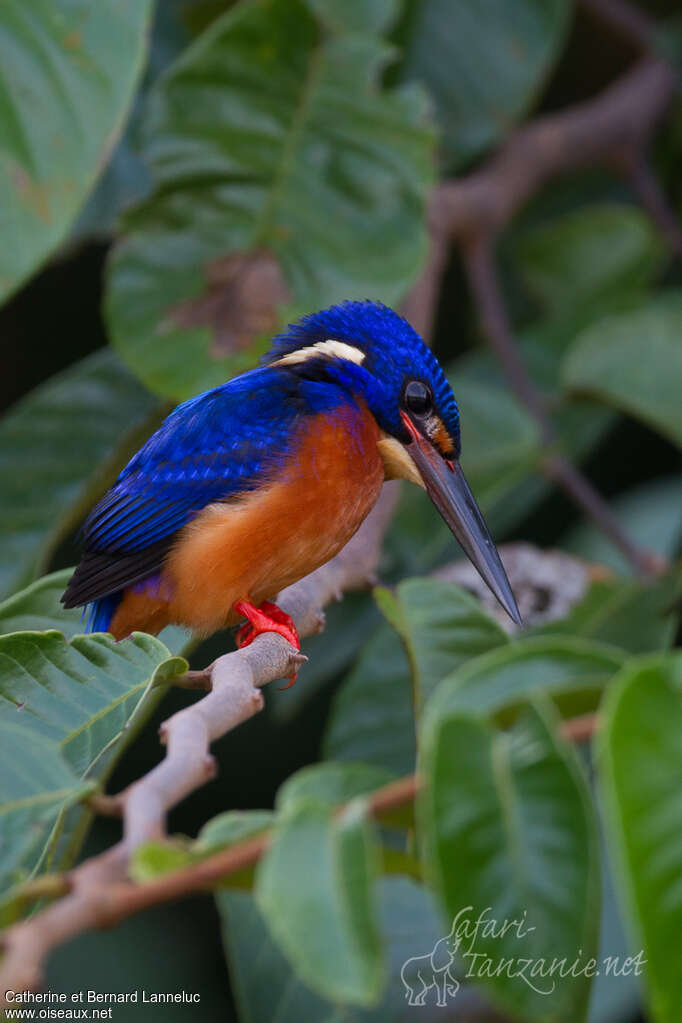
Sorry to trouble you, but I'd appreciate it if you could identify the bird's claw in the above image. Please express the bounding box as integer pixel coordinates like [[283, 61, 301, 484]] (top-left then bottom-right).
[[234, 599, 301, 689]]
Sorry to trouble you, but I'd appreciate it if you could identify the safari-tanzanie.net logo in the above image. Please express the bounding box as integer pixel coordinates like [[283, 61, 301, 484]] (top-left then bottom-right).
[[400, 906, 646, 1008]]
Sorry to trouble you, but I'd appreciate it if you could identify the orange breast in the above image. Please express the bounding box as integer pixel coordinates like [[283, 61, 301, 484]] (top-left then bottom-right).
[[110, 402, 384, 639]]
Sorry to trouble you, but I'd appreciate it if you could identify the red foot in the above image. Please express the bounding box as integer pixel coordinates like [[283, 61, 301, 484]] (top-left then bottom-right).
[[234, 600, 301, 689]]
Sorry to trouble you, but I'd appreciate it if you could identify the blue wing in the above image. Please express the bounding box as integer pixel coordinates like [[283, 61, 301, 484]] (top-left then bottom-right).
[[62, 366, 325, 607]]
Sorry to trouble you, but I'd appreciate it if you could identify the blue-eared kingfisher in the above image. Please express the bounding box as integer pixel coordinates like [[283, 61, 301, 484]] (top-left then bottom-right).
[[62, 301, 520, 684]]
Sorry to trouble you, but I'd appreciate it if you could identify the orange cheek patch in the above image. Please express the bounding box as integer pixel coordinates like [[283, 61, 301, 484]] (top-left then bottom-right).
[[431, 418, 456, 457]]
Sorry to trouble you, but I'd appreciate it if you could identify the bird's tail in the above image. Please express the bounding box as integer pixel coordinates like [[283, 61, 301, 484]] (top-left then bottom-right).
[[83, 593, 122, 634]]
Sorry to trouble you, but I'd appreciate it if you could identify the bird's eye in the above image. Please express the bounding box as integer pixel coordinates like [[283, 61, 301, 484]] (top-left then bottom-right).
[[403, 380, 432, 416]]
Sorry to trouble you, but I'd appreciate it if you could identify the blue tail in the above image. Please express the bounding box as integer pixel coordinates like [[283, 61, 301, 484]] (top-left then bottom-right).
[[83, 593, 121, 634]]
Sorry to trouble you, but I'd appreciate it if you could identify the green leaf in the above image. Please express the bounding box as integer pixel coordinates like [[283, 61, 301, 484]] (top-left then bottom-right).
[[599, 657, 682, 1023], [427, 636, 625, 722], [255, 798, 384, 1006], [323, 624, 416, 776], [220, 876, 444, 1022], [532, 572, 682, 654], [0, 569, 193, 656], [105, 0, 434, 401], [419, 698, 599, 1019], [0, 350, 159, 599], [562, 292, 682, 449], [563, 476, 682, 575], [0, 630, 185, 880], [375, 578, 508, 717], [0, 0, 153, 302], [0, 720, 93, 890], [0, 570, 82, 638], [515, 203, 664, 316], [403, 0, 569, 167], [277, 762, 395, 811], [197, 810, 275, 854], [130, 810, 274, 885]]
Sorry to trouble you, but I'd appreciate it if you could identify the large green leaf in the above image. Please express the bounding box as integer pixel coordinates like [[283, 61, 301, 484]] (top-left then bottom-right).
[[375, 578, 508, 717], [419, 698, 598, 1020], [403, 0, 569, 167], [599, 657, 682, 1023], [105, 0, 434, 400], [0, 630, 185, 777], [0, 349, 159, 599], [0, 629, 185, 883], [562, 293, 682, 449], [0, 0, 153, 301], [427, 636, 625, 722], [255, 798, 384, 1006], [323, 624, 416, 776], [220, 876, 444, 1022], [0, 720, 92, 891], [514, 203, 664, 317]]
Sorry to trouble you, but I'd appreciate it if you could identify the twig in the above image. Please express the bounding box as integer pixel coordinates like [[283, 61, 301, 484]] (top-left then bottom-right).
[[462, 237, 661, 576]]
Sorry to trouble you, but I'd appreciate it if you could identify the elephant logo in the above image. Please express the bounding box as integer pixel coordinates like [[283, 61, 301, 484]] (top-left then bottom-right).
[[400, 919, 461, 1007]]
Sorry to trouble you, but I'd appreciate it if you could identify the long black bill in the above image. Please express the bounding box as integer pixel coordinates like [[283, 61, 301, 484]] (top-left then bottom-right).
[[401, 412, 522, 626]]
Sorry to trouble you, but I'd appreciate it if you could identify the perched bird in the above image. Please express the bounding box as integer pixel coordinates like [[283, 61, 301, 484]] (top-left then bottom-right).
[[62, 301, 520, 684]]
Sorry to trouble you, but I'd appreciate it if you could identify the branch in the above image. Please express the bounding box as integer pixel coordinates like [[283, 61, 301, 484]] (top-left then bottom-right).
[[0, 485, 399, 998]]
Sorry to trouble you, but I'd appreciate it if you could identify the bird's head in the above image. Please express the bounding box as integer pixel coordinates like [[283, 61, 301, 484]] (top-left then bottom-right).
[[264, 300, 520, 625]]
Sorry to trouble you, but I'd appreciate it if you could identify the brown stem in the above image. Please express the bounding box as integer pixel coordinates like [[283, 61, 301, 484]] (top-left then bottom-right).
[[463, 237, 661, 576]]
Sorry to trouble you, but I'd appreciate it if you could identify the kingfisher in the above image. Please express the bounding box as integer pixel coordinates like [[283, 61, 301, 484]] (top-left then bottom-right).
[[62, 301, 520, 684]]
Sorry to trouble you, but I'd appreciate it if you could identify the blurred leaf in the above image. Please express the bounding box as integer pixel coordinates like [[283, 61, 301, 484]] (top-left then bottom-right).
[[0, 720, 93, 890], [130, 809, 274, 886], [0, 0, 153, 302], [0, 350, 159, 600], [427, 635, 625, 722], [323, 624, 416, 776], [562, 292, 682, 449], [419, 698, 598, 1019], [532, 572, 682, 654], [0, 570, 81, 638], [197, 809, 274, 854], [564, 476, 682, 575], [403, 0, 569, 167], [255, 799, 384, 1006], [515, 203, 664, 316], [600, 657, 682, 1023], [106, 0, 434, 400], [277, 762, 395, 811], [0, 569, 194, 659], [130, 839, 194, 883], [220, 875, 444, 1023], [0, 630, 185, 881], [375, 578, 508, 716]]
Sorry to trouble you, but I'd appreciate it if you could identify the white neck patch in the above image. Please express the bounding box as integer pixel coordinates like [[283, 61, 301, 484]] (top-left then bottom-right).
[[274, 339, 366, 367]]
